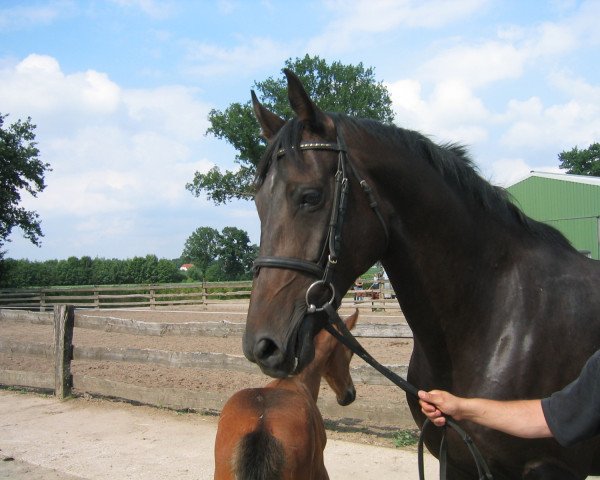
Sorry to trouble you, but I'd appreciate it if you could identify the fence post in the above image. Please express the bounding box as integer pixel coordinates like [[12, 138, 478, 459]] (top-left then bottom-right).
[[202, 282, 207, 305], [150, 288, 156, 309], [40, 290, 46, 312], [53, 304, 74, 399]]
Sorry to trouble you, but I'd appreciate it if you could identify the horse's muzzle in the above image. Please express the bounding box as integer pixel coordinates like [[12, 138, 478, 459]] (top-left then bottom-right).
[[337, 385, 356, 406], [248, 335, 296, 378], [243, 311, 318, 378]]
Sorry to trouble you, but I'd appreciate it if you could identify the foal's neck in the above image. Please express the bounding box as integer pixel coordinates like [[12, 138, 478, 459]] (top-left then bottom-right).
[[297, 360, 325, 402]]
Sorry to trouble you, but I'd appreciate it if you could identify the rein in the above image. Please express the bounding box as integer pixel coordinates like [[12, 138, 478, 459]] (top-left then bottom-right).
[[321, 303, 493, 480], [252, 132, 493, 480]]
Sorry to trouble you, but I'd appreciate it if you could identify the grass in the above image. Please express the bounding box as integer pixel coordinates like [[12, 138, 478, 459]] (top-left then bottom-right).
[[393, 429, 420, 447]]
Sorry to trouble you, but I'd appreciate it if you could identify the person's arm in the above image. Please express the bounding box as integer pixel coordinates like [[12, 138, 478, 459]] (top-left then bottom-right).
[[418, 390, 553, 439]]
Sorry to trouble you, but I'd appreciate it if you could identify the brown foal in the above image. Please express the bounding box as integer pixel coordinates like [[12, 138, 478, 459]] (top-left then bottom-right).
[[214, 310, 358, 480]]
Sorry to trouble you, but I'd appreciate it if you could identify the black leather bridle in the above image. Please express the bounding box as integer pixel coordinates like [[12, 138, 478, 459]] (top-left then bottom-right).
[[252, 130, 493, 480], [253, 135, 389, 313]]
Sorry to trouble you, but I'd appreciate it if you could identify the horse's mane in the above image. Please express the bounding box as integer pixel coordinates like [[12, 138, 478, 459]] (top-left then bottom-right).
[[256, 113, 574, 250]]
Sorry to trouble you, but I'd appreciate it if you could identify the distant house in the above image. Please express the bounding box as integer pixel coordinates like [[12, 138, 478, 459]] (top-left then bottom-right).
[[507, 171, 600, 259], [179, 263, 194, 271]]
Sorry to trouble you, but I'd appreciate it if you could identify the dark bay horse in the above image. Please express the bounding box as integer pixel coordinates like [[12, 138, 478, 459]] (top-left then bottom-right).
[[215, 310, 358, 480], [242, 69, 600, 479]]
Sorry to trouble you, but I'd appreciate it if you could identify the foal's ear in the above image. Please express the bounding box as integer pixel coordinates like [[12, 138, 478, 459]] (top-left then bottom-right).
[[251, 90, 285, 140], [284, 69, 334, 134], [344, 309, 359, 331]]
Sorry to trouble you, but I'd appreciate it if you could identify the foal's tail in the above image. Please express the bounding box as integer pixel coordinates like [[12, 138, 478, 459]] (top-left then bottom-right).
[[233, 428, 285, 480]]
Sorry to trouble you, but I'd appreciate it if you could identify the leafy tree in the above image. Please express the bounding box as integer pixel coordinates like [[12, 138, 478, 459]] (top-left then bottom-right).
[[181, 226, 220, 279], [0, 114, 51, 258], [0, 255, 184, 288], [558, 143, 600, 176], [156, 258, 182, 283], [184, 265, 204, 282], [217, 227, 257, 280], [204, 262, 225, 282], [180, 226, 257, 281], [187, 55, 395, 204]]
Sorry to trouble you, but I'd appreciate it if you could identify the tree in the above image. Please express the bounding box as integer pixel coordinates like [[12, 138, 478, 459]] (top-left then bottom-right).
[[216, 226, 257, 280], [181, 227, 220, 279], [558, 143, 600, 176], [181, 226, 258, 281], [0, 114, 51, 258], [187, 55, 395, 204]]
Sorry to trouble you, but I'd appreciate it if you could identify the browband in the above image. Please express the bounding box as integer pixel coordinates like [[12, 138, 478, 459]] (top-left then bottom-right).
[[276, 141, 343, 158]]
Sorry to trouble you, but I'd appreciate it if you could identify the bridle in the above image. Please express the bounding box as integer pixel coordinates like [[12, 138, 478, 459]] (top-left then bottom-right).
[[253, 134, 389, 313], [252, 128, 493, 480]]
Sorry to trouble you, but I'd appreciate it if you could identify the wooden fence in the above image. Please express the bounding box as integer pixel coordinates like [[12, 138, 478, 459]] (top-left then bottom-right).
[[0, 306, 414, 426], [0, 281, 399, 312]]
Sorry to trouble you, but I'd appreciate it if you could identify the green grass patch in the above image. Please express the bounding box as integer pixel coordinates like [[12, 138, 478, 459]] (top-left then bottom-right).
[[393, 429, 420, 447]]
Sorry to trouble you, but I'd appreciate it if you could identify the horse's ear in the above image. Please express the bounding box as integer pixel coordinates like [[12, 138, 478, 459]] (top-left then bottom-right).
[[345, 309, 359, 331], [251, 90, 285, 140], [284, 69, 334, 134]]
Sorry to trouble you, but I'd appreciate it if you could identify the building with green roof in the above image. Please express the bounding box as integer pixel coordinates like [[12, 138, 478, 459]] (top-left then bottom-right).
[[506, 172, 600, 260]]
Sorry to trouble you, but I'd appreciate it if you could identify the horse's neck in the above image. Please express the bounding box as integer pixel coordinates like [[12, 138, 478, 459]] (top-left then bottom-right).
[[373, 155, 505, 338]]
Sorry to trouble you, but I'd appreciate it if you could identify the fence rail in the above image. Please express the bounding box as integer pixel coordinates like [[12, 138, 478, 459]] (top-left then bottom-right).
[[0, 306, 413, 425], [0, 282, 400, 312]]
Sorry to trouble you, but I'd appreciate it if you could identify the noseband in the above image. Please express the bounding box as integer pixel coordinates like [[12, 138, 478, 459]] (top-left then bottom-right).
[[252, 132, 389, 312]]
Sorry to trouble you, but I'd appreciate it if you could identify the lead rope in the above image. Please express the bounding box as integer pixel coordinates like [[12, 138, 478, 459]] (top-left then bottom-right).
[[320, 303, 493, 480]]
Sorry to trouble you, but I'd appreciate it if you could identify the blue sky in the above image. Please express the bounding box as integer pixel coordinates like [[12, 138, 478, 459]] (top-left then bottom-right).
[[1, 0, 599, 261]]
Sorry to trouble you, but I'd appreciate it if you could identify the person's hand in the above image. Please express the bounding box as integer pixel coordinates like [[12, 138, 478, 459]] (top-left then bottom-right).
[[418, 390, 462, 426]]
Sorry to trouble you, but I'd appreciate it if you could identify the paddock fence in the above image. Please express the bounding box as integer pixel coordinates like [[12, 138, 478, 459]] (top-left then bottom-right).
[[0, 305, 414, 426], [0, 281, 400, 312]]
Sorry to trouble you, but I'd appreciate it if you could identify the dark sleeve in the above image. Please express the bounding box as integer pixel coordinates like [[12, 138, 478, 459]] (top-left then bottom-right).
[[541, 349, 600, 447]]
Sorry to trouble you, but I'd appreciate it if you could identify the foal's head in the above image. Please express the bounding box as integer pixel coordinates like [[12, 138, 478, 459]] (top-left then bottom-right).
[[312, 309, 358, 406]]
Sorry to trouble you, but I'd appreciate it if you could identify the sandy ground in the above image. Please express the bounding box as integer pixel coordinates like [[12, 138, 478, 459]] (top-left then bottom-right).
[[0, 390, 439, 479]]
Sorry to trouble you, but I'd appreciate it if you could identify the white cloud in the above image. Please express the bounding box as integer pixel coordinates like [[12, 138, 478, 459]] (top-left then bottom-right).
[[388, 78, 489, 144], [217, 0, 237, 15], [489, 158, 533, 187], [489, 158, 564, 187], [414, 6, 591, 92], [500, 96, 600, 152], [0, 54, 121, 124], [385, 4, 600, 173], [549, 71, 600, 103], [308, 0, 487, 53], [109, 0, 176, 19], [0, 1, 73, 31], [123, 86, 209, 142], [419, 42, 525, 88], [182, 37, 289, 77], [2, 54, 215, 238]]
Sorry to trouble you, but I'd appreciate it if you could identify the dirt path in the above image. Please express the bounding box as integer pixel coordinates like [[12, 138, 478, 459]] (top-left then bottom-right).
[[0, 390, 438, 479]]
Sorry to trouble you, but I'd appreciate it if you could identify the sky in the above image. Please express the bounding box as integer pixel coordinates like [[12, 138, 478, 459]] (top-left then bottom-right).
[[1, 0, 599, 261]]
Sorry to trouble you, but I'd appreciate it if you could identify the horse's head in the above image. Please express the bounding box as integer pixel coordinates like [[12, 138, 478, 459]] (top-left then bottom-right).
[[243, 70, 387, 377]]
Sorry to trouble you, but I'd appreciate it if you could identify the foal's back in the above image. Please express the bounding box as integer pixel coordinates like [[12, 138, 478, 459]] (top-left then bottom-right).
[[214, 385, 327, 480], [214, 311, 358, 480]]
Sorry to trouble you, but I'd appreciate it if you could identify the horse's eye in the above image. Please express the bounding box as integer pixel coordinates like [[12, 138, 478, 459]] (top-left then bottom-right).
[[301, 190, 323, 208]]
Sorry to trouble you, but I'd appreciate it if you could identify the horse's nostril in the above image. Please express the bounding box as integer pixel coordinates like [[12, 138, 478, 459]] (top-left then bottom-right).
[[254, 337, 280, 361]]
